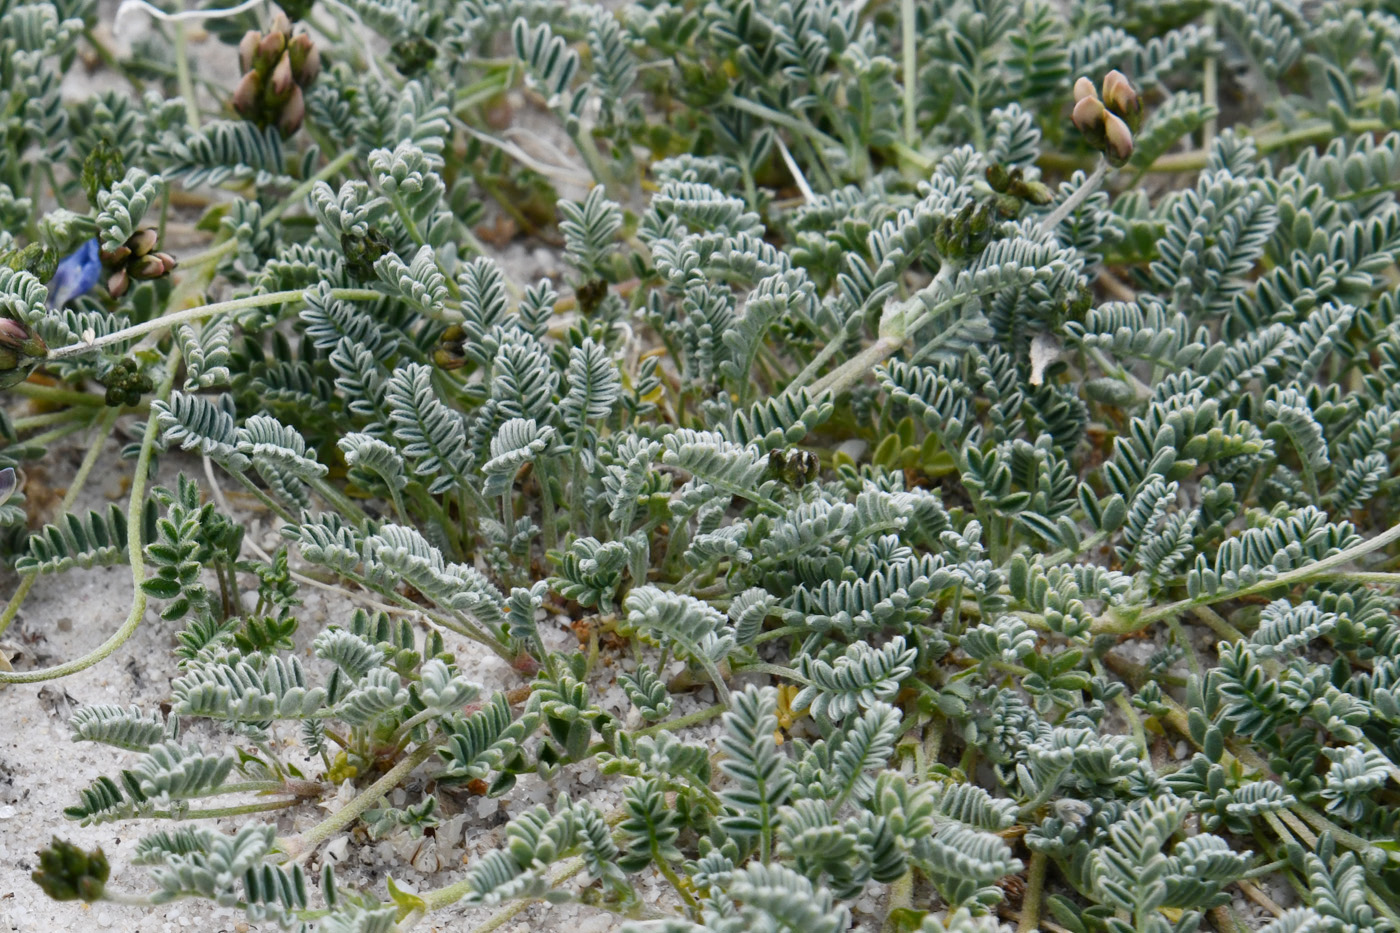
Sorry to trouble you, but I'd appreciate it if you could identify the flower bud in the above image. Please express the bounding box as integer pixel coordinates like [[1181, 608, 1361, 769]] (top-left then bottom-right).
[[289, 34, 319, 85], [985, 163, 1011, 193], [1015, 178, 1053, 206], [1103, 111, 1135, 165], [0, 317, 46, 361], [232, 69, 262, 119], [238, 29, 260, 72], [256, 30, 285, 71], [128, 227, 159, 257], [270, 51, 295, 98], [1102, 69, 1141, 133], [0, 467, 17, 509], [277, 85, 306, 136], [107, 268, 130, 298], [994, 193, 1023, 218], [1072, 95, 1108, 149], [0, 316, 48, 386], [234, 18, 318, 137], [131, 253, 172, 279], [1073, 76, 1097, 103], [434, 325, 467, 370], [31, 839, 110, 904]]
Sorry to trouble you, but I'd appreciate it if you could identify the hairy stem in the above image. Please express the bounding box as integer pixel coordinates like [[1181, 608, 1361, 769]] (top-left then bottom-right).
[[1099, 517, 1400, 633], [1018, 850, 1048, 933], [46, 288, 382, 361], [1038, 161, 1109, 234], [279, 736, 445, 863]]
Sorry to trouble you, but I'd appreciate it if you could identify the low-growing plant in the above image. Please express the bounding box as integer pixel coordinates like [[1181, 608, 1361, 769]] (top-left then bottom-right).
[[2, 0, 1400, 931]]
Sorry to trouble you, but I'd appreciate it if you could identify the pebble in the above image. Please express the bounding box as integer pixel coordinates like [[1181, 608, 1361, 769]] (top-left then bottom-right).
[[577, 915, 612, 933]]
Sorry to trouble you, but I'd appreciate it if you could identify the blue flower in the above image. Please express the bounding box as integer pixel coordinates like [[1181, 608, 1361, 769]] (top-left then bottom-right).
[[45, 237, 101, 311]]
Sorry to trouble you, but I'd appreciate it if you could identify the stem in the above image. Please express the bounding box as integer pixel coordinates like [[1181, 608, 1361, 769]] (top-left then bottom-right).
[[1106, 517, 1400, 632], [46, 288, 383, 361], [737, 661, 809, 684], [1194, 605, 1246, 643], [0, 575, 37, 655], [1018, 851, 1048, 933], [232, 470, 298, 524], [388, 708, 437, 748], [696, 654, 733, 706], [775, 136, 815, 203], [1038, 161, 1108, 234], [278, 737, 444, 863], [786, 315, 862, 395], [901, 0, 917, 146], [151, 798, 301, 820], [633, 702, 727, 738], [721, 93, 844, 152], [655, 855, 698, 912], [8, 382, 105, 406], [808, 336, 901, 398], [0, 350, 178, 684], [13, 408, 91, 431], [309, 476, 369, 524], [1202, 7, 1218, 152], [173, 22, 200, 128]]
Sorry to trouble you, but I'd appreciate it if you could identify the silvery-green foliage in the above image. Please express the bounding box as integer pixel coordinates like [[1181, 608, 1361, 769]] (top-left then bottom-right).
[[11, 0, 1400, 930], [94, 167, 162, 251]]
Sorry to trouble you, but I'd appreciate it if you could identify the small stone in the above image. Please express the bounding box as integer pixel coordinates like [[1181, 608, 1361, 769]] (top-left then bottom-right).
[[324, 835, 349, 864], [578, 915, 612, 933]]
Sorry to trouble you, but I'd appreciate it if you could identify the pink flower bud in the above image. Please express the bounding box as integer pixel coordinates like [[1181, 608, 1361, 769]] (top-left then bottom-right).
[[131, 254, 170, 279], [1102, 69, 1142, 133], [239, 29, 260, 72], [107, 268, 129, 298], [1073, 76, 1097, 103], [270, 51, 295, 98], [256, 31, 285, 71], [1072, 95, 1108, 149], [128, 227, 159, 257], [290, 36, 320, 86], [1103, 111, 1135, 165], [232, 69, 262, 118], [278, 85, 306, 136], [0, 316, 45, 383]]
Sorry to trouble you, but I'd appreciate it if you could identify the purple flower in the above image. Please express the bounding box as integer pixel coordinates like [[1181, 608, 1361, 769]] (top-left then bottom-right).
[[45, 237, 101, 310]]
